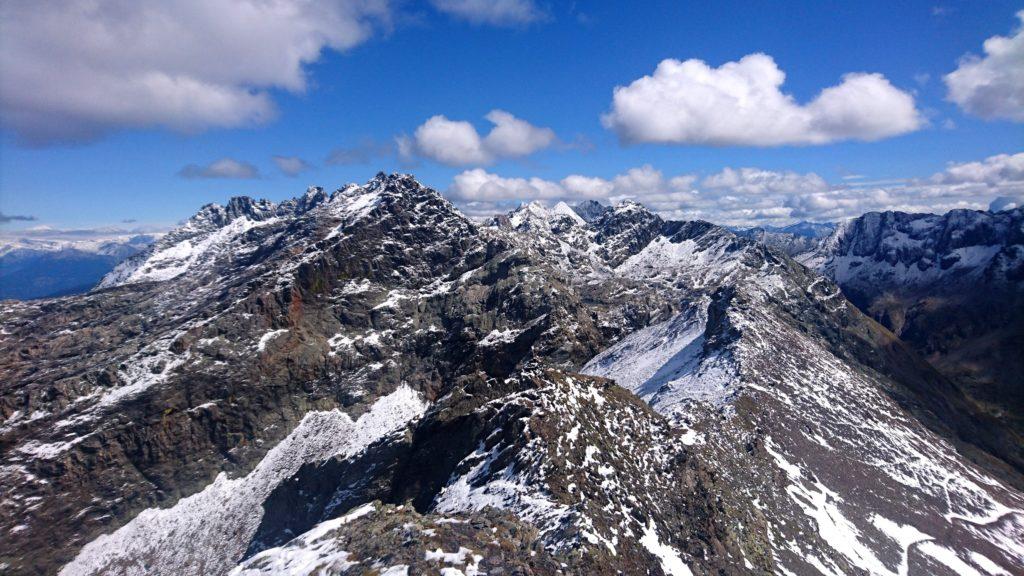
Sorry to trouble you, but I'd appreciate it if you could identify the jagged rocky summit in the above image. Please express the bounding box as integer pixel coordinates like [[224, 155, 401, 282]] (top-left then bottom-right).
[[1, 173, 1022, 576]]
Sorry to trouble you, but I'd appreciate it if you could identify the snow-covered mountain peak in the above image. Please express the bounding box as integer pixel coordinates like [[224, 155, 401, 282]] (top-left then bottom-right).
[[96, 173, 468, 290], [502, 199, 586, 232], [611, 198, 645, 212], [551, 200, 585, 224]]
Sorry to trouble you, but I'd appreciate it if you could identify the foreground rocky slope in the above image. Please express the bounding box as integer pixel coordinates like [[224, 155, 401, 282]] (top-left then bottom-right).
[[1, 175, 1022, 575]]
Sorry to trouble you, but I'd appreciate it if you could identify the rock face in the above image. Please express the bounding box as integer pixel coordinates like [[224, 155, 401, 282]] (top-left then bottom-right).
[[799, 208, 1024, 472], [1, 174, 1022, 576]]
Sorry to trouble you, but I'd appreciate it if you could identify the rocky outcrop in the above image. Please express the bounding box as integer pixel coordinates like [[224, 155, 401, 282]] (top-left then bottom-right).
[[245, 370, 752, 575]]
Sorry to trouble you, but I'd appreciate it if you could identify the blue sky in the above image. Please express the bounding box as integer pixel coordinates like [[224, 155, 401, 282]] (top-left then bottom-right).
[[1, 0, 1022, 231]]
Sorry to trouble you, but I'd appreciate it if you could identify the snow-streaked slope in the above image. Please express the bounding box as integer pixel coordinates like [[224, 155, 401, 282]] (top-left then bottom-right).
[[60, 386, 427, 576], [424, 370, 719, 572], [583, 224, 1024, 575], [231, 500, 570, 576], [583, 299, 740, 418], [229, 503, 376, 576], [243, 369, 737, 574]]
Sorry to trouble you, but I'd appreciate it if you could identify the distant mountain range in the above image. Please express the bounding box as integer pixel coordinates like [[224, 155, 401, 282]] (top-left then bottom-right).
[[734, 221, 836, 257], [0, 234, 159, 300], [797, 208, 1024, 465], [1, 175, 1021, 576]]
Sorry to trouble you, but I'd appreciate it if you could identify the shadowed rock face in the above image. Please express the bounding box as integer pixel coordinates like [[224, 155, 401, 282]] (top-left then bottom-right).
[[2, 175, 1022, 576]]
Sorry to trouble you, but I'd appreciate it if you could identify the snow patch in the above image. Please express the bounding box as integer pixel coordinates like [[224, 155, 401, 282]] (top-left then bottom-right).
[[640, 518, 693, 576], [230, 503, 375, 575], [257, 329, 289, 352], [61, 386, 428, 576]]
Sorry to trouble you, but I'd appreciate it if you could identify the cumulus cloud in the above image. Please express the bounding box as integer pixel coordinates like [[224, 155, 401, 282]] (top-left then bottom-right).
[[272, 156, 312, 177], [446, 152, 1024, 226], [0, 0, 393, 145], [931, 152, 1024, 185], [560, 175, 615, 198], [944, 11, 1024, 122], [429, 0, 545, 26], [399, 111, 556, 166], [178, 158, 260, 180], [401, 117, 491, 166], [0, 212, 38, 224], [450, 169, 567, 201], [602, 53, 923, 146]]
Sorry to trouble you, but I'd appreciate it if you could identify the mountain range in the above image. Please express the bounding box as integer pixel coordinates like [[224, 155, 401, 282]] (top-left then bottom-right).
[[797, 208, 1024, 473], [1, 174, 1021, 576], [0, 235, 159, 300]]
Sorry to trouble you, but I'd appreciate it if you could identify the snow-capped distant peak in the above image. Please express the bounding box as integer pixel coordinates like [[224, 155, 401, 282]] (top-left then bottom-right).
[[802, 207, 1024, 291], [612, 199, 645, 212], [552, 201, 586, 225], [506, 200, 584, 230]]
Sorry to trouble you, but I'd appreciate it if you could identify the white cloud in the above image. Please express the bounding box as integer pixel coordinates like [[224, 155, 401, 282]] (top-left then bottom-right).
[[601, 53, 923, 146], [446, 152, 1024, 227], [450, 169, 566, 201], [429, 0, 544, 26], [561, 175, 615, 198], [0, 0, 392, 145], [179, 158, 260, 180], [702, 167, 828, 195], [448, 165, 681, 204], [272, 156, 312, 176], [944, 11, 1024, 122], [483, 110, 557, 157], [399, 110, 556, 166], [932, 152, 1024, 185], [403, 116, 490, 166]]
